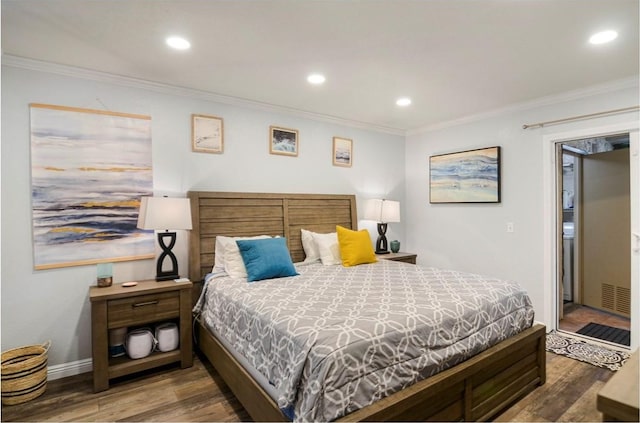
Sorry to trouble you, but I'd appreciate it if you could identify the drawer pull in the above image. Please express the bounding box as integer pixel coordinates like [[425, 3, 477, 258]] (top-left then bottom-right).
[[132, 300, 159, 308]]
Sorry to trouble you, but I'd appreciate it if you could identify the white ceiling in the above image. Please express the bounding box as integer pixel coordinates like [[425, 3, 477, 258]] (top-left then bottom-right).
[[2, 0, 638, 133]]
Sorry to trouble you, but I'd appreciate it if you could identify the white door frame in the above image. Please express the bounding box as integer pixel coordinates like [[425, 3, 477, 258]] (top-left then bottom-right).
[[542, 120, 639, 350]]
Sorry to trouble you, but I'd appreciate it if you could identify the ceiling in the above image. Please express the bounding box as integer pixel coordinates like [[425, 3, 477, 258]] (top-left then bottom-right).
[[2, 0, 638, 133]]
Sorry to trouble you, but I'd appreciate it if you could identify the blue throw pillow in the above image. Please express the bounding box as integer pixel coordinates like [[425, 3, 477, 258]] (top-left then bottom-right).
[[236, 237, 299, 282]]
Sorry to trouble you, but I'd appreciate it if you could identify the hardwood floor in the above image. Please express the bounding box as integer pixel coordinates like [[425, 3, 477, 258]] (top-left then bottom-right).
[[1, 352, 250, 422], [2, 351, 612, 422], [494, 350, 612, 422]]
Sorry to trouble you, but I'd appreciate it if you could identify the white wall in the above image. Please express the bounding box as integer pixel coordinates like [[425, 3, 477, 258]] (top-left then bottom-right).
[[3, 61, 637, 372], [1, 65, 405, 368], [405, 81, 639, 329]]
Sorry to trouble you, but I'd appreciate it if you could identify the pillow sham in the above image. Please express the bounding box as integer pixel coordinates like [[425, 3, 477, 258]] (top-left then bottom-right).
[[336, 225, 377, 267], [236, 237, 299, 282], [212, 237, 228, 274], [215, 235, 271, 278], [311, 231, 341, 265], [300, 229, 321, 263]]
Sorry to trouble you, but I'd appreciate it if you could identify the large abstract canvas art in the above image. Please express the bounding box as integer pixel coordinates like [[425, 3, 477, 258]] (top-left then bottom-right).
[[429, 146, 501, 203], [30, 104, 154, 270]]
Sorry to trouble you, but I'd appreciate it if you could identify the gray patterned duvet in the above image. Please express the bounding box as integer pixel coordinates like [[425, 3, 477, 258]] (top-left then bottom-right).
[[195, 260, 534, 422]]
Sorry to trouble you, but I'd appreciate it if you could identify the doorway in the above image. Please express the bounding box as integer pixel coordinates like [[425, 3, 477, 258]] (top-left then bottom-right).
[[543, 121, 639, 351], [556, 134, 631, 347]]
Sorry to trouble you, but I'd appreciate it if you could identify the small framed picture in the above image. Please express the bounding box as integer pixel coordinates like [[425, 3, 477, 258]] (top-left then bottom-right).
[[332, 136, 352, 167], [192, 114, 224, 154], [269, 126, 299, 156]]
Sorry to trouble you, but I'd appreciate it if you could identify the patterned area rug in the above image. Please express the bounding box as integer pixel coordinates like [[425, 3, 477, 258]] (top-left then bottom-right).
[[546, 331, 630, 371]]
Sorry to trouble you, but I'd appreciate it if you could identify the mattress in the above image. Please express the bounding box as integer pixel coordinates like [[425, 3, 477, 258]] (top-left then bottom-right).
[[194, 260, 535, 422]]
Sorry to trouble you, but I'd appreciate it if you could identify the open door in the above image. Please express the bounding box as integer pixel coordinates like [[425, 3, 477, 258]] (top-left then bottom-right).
[[630, 129, 639, 351], [545, 121, 639, 351], [556, 144, 564, 321], [555, 133, 635, 348]]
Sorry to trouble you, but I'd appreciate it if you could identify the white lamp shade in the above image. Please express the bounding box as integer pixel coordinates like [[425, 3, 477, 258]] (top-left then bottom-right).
[[364, 199, 400, 223], [137, 197, 193, 230]]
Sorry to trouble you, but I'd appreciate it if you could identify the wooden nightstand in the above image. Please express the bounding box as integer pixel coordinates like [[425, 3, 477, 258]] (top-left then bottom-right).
[[597, 350, 639, 422], [376, 252, 417, 264], [89, 279, 193, 392]]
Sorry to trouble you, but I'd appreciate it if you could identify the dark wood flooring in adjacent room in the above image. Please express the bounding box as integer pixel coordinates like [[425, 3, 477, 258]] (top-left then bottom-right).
[[2, 351, 612, 422], [560, 303, 631, 333]]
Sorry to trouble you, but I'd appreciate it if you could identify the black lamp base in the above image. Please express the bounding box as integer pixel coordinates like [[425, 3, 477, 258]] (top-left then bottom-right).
[[375, 222, 389, 254], [156, 273, 179, 282], [156, 231, 180, 281]]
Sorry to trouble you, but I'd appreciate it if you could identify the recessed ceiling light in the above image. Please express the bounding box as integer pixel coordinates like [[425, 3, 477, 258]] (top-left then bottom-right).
[[396, 97, 412, 107], [589, 30, 618, 45], [166, 36, 191, 50], [307, 73, 326, 85]]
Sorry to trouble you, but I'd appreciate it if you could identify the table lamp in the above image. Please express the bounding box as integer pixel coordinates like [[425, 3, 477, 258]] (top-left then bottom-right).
[[137, 196, 192, 281], [364, 199, 400, 254]]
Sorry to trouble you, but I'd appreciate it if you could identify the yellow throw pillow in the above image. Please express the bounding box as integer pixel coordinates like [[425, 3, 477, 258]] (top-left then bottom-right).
[[336, 225, 378, 267]]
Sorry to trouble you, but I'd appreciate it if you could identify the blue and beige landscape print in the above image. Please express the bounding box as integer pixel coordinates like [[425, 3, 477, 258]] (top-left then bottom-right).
[[30, 104, 154, 269], [429, 146, 501, 203]]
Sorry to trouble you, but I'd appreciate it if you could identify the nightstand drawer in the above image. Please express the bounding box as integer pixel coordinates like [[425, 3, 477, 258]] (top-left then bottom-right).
[[107, 291, 180, 328]]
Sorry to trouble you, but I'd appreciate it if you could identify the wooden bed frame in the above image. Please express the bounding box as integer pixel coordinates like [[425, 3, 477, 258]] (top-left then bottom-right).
[[188, 190, 546, 422]]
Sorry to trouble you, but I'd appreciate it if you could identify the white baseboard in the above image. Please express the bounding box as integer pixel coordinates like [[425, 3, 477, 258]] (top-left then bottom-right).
[[47, 358, 92, 381], [534, 320, 549, 330]]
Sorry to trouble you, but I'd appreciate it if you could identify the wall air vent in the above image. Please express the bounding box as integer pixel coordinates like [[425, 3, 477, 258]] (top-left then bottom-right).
[[601, 283, 615, 311], [600, 283, 631, 317], [615, 286, 631, 316]]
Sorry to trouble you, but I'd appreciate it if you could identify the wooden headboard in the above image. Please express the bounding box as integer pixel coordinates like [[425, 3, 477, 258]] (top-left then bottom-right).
[[187, 191, 358, 282]]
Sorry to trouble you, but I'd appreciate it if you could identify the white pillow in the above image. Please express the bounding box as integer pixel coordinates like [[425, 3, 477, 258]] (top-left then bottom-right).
[[214, 235, 271, 277], [300, 229, 321, 263], [212, 237, 227, 274], [311, 232, 341, 265]]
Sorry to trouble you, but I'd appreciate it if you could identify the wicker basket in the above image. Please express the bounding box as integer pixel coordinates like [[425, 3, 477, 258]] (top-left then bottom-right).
[[1, 341, 51, 405]]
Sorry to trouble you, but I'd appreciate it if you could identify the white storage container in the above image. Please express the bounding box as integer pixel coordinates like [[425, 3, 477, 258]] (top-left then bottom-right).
[[155, 323, 179, 352], [125, 329, 156, 359]]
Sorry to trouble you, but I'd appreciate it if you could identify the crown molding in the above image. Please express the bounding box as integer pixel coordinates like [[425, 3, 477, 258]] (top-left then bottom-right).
[[407, 75, 640, 136], [5, 54, 636, 138], [2, 54, 405, 136]]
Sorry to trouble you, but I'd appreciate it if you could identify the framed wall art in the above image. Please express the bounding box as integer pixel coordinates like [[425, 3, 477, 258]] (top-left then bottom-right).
[[29, 103, 155, 269], [192, 114, 224, 154], [332, 136, 352, 167], [429, 146, 501, 203], [269, 125, 298, 156]]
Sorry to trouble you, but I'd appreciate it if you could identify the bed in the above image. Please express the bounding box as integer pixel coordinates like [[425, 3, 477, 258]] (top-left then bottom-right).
[[188, 191, 546, 422]]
